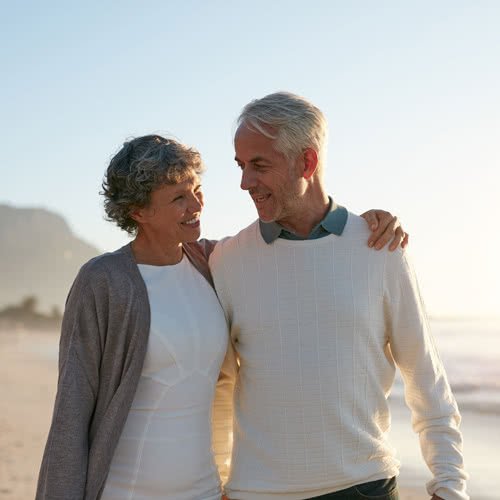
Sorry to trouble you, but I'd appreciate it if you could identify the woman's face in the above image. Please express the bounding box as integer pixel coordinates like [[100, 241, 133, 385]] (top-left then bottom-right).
[[136, 174, 204, 245]]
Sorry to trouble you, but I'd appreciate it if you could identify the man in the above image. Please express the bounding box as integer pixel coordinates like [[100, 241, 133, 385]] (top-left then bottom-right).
[[210, 92, 467, 500]]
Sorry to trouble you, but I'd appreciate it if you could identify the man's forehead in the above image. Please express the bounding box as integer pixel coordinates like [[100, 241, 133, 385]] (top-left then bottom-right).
[[234, 124, 285, 163], [235, 121, 277, 140]]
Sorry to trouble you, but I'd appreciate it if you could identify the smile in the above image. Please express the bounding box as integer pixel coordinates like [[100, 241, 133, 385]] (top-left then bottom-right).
[[252, 194, 270, 204], [182, 217, 200, 226]]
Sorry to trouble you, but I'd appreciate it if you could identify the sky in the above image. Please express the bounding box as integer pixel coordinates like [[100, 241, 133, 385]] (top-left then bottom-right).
[[1, 1, 499, 317]]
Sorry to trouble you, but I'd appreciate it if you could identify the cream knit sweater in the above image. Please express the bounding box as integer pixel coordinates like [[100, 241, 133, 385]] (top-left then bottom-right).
[[209, 213, 467, 500]]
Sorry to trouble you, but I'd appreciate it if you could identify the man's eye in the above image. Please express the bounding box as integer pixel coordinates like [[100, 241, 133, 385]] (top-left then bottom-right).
[[173, 195, 184, 202]]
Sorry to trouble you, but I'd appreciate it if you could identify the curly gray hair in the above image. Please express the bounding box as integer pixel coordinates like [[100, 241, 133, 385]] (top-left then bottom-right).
[[102, 134, 204, 234], [237, 91, 328, 174]]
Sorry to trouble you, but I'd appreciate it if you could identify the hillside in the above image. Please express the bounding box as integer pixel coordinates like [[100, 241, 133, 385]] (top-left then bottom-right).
[[0, 204, 100, 312]]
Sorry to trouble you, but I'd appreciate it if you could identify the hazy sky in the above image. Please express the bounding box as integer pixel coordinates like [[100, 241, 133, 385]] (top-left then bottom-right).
[[1, 1, 499, 316]]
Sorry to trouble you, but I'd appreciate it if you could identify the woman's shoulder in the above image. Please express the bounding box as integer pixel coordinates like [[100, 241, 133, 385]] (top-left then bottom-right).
[[183, 238, 218, 261], [74, 244, 137, 288]]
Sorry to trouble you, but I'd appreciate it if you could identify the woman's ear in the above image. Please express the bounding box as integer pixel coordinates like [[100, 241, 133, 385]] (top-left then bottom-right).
[[130, 206, 153, 224]]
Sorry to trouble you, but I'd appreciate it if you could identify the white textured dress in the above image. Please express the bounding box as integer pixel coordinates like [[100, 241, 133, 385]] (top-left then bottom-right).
[[101, 255, 229, 500]]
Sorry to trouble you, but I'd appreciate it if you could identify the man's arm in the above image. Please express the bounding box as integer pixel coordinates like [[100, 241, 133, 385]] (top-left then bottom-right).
[[384, 250, 468, 500], [361, 209, 409, 250]]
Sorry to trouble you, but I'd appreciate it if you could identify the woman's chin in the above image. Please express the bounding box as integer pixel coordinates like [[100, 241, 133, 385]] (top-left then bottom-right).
[[182, 226, 201, 242]]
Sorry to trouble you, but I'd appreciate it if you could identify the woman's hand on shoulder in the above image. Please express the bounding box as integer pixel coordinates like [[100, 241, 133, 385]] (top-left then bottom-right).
[[361, 209, 409, 251]]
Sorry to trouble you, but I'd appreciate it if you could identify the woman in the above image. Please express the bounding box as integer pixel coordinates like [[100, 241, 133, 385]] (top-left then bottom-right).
[[36, 135, 406, 499]]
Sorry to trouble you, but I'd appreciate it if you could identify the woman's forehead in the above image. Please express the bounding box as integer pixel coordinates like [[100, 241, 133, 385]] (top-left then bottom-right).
[[157, 174, 201, 193]]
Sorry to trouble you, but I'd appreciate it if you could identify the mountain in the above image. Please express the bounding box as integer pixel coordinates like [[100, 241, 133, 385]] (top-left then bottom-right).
[[0, 204, 100, 313]]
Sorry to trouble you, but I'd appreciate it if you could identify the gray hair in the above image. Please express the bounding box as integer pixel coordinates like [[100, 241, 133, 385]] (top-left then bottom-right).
[[102, 134, 204, 234], [237, 91, 328, 171]]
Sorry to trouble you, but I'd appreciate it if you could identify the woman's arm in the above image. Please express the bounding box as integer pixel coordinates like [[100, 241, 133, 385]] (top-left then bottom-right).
[[36, 266, 103, 500]]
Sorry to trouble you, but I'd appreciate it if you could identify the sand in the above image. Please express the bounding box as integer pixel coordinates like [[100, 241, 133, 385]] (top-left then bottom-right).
[[0, 330, 58, 499], [0, 330, 429, 499]]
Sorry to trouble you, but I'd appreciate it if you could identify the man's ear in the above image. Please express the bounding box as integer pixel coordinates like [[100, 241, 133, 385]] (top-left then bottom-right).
[[302, 148, 318, 179]]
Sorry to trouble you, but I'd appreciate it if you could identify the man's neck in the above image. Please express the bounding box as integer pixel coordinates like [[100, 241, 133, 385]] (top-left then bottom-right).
[[277, 192, 330, 237]]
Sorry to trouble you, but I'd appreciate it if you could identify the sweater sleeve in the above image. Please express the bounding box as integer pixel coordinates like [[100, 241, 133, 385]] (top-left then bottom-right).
[[208, 239, 233, 324], [209, 240, 238, 486], [384, 250, 468, 500], [212, 339, 237, 486], [36, 264, 105, 500]]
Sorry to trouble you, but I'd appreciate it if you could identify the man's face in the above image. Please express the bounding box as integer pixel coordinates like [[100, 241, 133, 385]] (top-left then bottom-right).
[[234, 124, 303, 224]]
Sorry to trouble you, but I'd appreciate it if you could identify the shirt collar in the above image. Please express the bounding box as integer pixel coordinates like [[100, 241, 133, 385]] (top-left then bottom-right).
[[259, 197, 348, 244]]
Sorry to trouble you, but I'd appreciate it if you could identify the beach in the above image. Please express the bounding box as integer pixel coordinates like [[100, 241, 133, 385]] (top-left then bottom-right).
[[0, 330, 58, 499], [0, 325, 496, 499]]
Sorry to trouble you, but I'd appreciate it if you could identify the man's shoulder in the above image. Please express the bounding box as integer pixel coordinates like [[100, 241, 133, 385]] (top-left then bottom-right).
[[209, 220, 261, 275], [343, 211, 406, 266], [343, 211, 371, 239], [212, 220, 259, 253]]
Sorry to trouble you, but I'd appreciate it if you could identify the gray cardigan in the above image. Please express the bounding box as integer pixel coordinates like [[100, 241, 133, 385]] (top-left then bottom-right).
[[36, 240, 231, 500]]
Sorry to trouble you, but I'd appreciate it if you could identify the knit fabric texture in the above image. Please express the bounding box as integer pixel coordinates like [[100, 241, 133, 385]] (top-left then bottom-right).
[[209, 214, 468, 500]]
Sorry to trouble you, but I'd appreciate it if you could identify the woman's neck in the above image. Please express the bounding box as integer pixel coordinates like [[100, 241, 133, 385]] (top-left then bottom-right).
[[131, 232, 183, 266]]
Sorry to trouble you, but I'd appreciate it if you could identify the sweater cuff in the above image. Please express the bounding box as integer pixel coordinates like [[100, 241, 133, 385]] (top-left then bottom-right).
[[431, 482, 469, 500]]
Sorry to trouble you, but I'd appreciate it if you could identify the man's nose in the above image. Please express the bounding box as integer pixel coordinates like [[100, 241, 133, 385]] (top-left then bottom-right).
[[240, 167, 256, 191]]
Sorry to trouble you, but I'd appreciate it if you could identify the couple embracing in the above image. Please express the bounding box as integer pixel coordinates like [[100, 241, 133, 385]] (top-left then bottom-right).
[[37, 92, 467, 500]]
